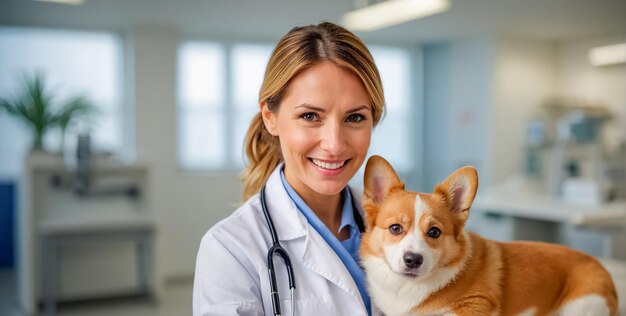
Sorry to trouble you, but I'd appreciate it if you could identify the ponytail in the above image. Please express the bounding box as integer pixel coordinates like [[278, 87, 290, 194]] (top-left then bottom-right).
[[240, 113, 282, 201]]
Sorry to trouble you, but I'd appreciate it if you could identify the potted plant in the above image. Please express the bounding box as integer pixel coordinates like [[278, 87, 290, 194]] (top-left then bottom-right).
[[0, 72, 98, 153]]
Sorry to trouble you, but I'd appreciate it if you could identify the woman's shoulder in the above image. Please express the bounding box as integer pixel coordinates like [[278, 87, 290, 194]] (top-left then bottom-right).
[[194, 193, 268, 295], [199, 192, 265, 247]]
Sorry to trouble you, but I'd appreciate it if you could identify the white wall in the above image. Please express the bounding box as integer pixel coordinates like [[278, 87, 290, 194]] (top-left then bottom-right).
[[423, 39, 493, 192], [491, 38, 557, 184], [129, 27, 243, 281], [556, 34, 626, 149], [448, 39, 494, 185], [423, 43, 452, 191]]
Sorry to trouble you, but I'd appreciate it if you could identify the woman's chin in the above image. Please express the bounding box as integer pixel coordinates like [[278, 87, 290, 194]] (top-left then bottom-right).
[[310, 180, 351, 196]]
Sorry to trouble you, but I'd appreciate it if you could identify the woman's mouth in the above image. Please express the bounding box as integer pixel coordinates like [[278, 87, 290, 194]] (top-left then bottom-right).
[[309, 158, 348, 170]]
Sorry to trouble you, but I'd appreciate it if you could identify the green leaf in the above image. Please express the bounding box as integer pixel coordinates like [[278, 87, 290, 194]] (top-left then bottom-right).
[[0, 71, 99, 150], [53, 95, 99, 130]]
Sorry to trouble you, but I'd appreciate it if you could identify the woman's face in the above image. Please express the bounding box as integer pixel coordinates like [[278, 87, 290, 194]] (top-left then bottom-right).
[[262, 62, 373, 199]]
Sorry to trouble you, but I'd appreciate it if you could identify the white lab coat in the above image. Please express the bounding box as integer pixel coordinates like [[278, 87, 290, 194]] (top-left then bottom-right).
[[193, 164, 379, 316]]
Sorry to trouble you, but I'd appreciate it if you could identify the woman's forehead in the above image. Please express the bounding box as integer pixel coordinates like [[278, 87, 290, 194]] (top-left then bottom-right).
[[280, 63, 372, 111]]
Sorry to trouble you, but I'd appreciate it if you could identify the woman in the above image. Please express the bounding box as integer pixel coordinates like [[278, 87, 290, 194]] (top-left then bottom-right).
[[193, 22, 385, 316]]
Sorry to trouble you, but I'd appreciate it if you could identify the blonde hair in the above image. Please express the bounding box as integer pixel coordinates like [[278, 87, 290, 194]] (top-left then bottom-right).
[[241, 22, 385, 201]]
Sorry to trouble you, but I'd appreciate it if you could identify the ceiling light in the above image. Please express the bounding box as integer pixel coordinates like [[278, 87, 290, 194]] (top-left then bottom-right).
[[343, 0, 450, 32], [35, 0, 84, 5], [588, 43, 626, 67]]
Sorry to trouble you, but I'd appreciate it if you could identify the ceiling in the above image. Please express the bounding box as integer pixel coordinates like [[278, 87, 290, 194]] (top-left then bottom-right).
[[0, 0, 625, 43]]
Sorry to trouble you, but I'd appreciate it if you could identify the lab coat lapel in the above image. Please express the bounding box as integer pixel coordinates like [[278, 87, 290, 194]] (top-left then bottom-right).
[[300, 229, 365, 310], [263, 165, 366, 311], [263, 164, 307, 241]]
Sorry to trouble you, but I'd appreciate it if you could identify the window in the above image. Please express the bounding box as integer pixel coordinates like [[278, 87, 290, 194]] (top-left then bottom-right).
[[231, 44, 275, 167], [368, 46, 414, 173], [177, 42, 272, 170], [0, 27, 124, 178], [177, 41, 416, 173], [177, 42, 226, 169]]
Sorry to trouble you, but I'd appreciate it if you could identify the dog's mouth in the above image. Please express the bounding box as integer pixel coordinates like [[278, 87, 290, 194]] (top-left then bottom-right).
[[383, 257, 427, 279], [401, 265, 435, 279], [402, 270, 420, 278]]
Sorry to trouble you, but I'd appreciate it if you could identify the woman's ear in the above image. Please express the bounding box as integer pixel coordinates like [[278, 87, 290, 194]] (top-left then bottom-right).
[[260, 101, 278, 136]]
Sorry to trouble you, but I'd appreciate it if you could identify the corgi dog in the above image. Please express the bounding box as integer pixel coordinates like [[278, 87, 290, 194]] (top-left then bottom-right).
[[360, 155, 618, 316]]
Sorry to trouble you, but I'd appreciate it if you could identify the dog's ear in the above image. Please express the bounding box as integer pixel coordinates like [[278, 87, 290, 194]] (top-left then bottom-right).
[[435, 166, 478, 221], [363, 155, 404, 205], [363, 156, 404, 230]]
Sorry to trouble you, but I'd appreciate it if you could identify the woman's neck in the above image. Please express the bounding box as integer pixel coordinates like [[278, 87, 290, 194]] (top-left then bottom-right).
[[306, 191, 342, 228], [303, 191, 350, 241], [283, 170, 349, 240]]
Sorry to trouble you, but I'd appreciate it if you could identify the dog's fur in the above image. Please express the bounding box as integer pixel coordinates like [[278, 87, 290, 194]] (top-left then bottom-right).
[[360, 155, 618, 316]]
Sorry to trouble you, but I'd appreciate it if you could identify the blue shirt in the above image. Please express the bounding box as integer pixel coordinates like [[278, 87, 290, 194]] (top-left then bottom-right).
[[280, 170, 371, 315]]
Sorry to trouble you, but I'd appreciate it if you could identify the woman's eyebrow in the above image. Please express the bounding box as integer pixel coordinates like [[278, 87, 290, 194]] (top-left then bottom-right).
[[346, 105, 370, 114], [295, 103, 325, 112], [294, 104, 369, 114]]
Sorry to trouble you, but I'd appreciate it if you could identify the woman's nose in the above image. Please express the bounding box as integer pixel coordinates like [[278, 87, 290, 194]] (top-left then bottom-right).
[[320, 122, 346, 155]]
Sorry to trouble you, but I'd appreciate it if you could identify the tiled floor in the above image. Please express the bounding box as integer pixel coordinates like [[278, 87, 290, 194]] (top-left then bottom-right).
[[0, 269, 21, 316], [0, 269, 192, 316], [58, 282, 192, 316]]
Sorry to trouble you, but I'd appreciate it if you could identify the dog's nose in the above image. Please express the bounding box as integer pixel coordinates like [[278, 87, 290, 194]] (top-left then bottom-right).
[[403, 252, 423, 269]]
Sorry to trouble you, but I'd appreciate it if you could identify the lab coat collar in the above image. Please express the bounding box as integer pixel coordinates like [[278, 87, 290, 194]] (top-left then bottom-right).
[[263, 163, 308, 241]]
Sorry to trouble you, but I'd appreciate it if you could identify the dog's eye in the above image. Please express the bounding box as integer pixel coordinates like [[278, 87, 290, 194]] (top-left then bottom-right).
[[389, 224, 403, 235], [427, 227, 441, 238]]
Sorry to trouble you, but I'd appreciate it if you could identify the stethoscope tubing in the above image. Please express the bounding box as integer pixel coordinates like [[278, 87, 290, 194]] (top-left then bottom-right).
[[261, 185, 296, 316]]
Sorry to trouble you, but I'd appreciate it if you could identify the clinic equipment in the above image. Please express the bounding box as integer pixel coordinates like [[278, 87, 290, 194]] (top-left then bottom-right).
[[260, 184, 366, 316]]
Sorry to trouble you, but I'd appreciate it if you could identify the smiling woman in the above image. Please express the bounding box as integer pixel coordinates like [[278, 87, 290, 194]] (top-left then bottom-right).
[[193, 22, 386, 316]]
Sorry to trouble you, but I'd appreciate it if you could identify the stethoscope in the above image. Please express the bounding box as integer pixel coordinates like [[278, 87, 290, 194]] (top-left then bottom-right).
[[261, 185, 296, 316], [260, 184, 365, 316]]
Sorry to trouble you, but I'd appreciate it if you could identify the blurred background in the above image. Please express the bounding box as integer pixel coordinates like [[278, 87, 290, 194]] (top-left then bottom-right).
[[0, 0, 625, 315]]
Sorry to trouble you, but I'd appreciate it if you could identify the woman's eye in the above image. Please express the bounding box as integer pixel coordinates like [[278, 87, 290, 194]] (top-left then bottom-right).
[[427, 227, 441, 239], [346, 114, 364, 123], [300, 112, 318, 122], [389, 224, 403, 235]]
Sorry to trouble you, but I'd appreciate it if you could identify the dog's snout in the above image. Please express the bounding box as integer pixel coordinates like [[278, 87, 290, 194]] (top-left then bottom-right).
[[403, 252, 423, 269]]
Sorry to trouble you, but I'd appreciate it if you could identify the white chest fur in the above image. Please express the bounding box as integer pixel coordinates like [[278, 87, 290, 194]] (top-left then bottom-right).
[[362, 256, 462, 316]]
